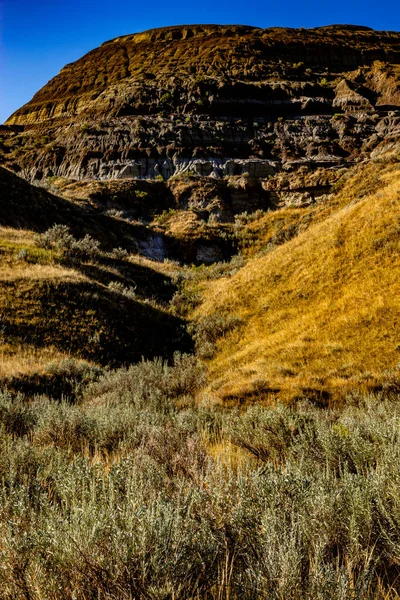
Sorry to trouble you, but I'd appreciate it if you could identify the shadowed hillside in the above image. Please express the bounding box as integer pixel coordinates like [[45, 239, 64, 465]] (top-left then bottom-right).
[[0, 168, 193, 391]]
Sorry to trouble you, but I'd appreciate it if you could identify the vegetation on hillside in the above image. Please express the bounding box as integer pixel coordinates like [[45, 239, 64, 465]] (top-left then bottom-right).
[[0, 100, 400, 600], [193, 159, 400, 403], [1, 356, 400, 598], [0, 224, 190, 394]]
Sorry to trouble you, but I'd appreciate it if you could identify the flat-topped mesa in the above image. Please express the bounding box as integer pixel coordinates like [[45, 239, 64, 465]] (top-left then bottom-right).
[[105, 24, 261, 45], [6, 24, 400, 126], [2, 24, 400, 183]]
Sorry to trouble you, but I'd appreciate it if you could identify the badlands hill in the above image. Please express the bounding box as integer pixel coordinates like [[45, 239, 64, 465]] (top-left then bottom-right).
[[2, 24, 400, 600], [0, 24, 399, 401], [1, 24, 400, 184]]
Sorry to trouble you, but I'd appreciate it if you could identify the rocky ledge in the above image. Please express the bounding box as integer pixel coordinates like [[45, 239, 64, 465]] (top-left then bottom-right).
[[1, 24, 399, 185]]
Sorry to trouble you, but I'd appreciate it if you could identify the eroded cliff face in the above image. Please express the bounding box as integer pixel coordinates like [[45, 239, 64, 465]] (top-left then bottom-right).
[[6, 25, 400, 123], [1, 25, 399, 186]]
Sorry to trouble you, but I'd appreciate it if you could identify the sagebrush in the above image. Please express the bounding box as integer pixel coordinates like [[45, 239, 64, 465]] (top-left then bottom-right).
[[0, 355, 400, 599]]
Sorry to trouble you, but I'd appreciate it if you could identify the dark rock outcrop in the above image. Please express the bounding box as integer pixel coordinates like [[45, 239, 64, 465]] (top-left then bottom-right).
[[1, 25, 399, 185]]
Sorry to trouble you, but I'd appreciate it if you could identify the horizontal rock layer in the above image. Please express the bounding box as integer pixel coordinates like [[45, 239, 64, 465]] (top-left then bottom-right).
[[7, 25, 400, 125], [1, 25, 399, 184]]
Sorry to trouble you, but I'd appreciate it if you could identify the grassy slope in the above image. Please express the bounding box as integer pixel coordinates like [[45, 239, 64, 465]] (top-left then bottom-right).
[[0, 167, 194, 388], [0, 227, 192, 382], [196, 160, 400, 404]]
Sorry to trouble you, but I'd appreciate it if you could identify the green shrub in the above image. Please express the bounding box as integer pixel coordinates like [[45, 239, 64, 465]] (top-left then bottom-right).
[[160, 92, 172, 104], [104, 208, 124, 219], [188, 311, 242, 359], [34, 225, 102, 258], [45, 358, 104, 398], [108, 247, 129, 260], [135, 190, 148, 200], [16, 248, 28, 261], [34, 402, 99, 452], [107, 280, 137, 299], [155, 207, 178, 225], [0, 390, 37, 437], [34, 224, 75, 250], [169, 287, 201, 317], [83, 352, 206, 410], [2, 380, 400, 597]]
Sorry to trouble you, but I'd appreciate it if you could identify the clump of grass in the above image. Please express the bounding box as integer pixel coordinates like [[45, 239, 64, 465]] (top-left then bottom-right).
[[34, 224, 75, 250], [104, 208, 124, 219], [83, 352, 206, 410], [107, 280, 137, 300], [45, 358, 105, 399], [72, 234, 101, 257], [160, 91, 173, 104], [188, 311, 242, 359], [169, 286, 202, 317], [0, 389, 37, 437], [16, 248, 28, 261], [233, 209, 269, 234], [108, 247, 129, 260], [34, 224, 101, 258]]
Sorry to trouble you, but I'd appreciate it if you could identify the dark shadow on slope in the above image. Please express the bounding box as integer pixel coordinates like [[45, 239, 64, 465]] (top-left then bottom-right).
[[2, 371, 102, 401], [72, 255, 176, 304], [0, 166, 92, 231], [0, 166, 173, 253], [0, 279, 193, 367]]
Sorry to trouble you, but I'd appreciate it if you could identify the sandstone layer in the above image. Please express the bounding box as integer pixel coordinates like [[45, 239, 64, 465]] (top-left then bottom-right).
[[1, 24, 399, 186]]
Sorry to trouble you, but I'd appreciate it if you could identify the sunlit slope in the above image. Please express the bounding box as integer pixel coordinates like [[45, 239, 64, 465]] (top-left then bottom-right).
[[198, 161, 400, 403]]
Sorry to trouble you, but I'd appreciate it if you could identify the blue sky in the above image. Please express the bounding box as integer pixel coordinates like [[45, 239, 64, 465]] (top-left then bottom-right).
[[1, 0, 399, 124]]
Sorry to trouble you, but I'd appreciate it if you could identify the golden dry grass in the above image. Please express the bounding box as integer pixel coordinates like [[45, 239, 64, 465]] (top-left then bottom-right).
[[0, 227, 86, 376], [0, 344, 74, 378], [0, 227, 82, 278], [196, 161, 400, 404], [0, 263, 84, 281]]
